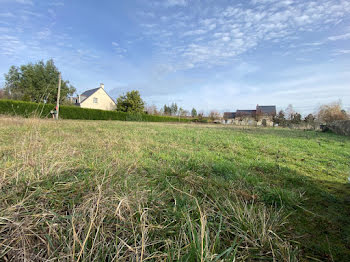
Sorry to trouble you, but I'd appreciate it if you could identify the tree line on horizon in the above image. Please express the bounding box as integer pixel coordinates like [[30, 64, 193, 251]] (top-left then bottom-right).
[[145, 103, 199, 118], [0, 59, 349, 124], [273, 103, 349, 126]]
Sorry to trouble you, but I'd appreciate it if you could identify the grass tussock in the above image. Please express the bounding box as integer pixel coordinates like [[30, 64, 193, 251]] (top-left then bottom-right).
[[0, 116, 349, 261]]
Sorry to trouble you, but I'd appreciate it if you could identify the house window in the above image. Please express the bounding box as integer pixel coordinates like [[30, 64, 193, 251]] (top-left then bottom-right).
[[93, 97, 98, 103]]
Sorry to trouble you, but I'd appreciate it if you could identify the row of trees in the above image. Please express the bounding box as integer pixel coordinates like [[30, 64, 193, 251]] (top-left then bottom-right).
[[144, 102, 349, 124], [147, 104, 222, 119], [144, 103, 200, 118], [120, 100, 349, 123], [273, 102, 348, 126], [162, 103, 198, 118]]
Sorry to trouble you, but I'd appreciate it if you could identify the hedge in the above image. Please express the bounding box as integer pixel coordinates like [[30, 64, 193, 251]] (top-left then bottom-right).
[[0, 99, 191, 123]]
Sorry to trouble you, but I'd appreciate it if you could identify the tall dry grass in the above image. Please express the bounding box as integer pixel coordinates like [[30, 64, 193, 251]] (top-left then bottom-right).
[[0, 117, 301, 261]]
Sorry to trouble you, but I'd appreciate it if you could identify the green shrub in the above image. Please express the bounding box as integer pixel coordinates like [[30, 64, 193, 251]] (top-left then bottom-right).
[[192, 118, 208, 123], [0, 99, 191, 123]]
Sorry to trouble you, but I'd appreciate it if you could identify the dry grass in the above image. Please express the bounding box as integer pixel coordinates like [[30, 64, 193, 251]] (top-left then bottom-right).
[[0, 117, 349, 261]]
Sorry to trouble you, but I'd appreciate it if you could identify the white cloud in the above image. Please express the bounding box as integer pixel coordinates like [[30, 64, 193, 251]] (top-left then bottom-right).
[[0, 26, 10, 32], [332, 49, 350, 55], [165, 0, 187, 7], [49, 1, 64, 6], [141, 0, 350, 70], [251, 0, 279, 4], [140, 23, 157, 28], [20, 10, 42, 18], [112, 42, 126, 57], [37, 28, 51, 39], [222, 36, 230, 42], [0, 12, 14, 18], [302, 42, 324, 46], [48, 8, 56, 18], [183, 29, 207, 36], [0, 35, 26, 56], [328, 32, 350, 41], [137, 11, 155, 18], [76, 49, 100, 60], [13, 0, 33, 5]]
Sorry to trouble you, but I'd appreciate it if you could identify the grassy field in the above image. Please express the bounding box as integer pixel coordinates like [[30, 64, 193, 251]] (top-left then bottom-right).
[[0, 117, 349, 261]]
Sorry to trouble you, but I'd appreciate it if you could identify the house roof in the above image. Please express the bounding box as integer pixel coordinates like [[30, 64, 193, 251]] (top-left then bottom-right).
[[223, 112, 236, 119], [80, 87, 100, 103], [236, 110, 256, 116], [257, 105, 276, 115], [79, 87, 116, 105]]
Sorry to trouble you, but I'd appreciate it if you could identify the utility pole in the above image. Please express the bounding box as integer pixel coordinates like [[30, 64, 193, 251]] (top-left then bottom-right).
[[56, 72, 61, 120]]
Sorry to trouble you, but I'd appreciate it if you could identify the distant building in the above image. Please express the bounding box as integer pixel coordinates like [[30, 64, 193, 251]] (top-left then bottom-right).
[[70, 83, 117, 111], [223, 112, 236, 120], [256, 105, 276, 117], [223, 112, 235, 124], [223, 105, 276, 126]]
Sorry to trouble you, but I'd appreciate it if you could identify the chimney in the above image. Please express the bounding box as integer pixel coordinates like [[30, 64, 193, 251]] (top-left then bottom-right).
[[78, 95, 81, 103], [100, 83, 104, 89]]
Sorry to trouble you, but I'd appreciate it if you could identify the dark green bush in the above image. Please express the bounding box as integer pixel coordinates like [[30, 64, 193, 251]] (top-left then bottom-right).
[[0, 99, 191, 123], [192, 118, 208, 123], [0, 99, 52, 118]]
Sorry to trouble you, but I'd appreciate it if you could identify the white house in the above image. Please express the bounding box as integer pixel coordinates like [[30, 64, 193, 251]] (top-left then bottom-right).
[[71, 83, 117, 111]]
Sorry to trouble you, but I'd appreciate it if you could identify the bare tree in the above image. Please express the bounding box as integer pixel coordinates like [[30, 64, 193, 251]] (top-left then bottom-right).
[[209, 110, 221, 121], [317, 101, 349, 124], [285, 104, 295, 120], [145, 104, 159, 115], [198, 111, 205, 120]]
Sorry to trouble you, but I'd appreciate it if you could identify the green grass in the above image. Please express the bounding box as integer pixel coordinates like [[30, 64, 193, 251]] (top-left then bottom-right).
[[0, 116, 349, 261]]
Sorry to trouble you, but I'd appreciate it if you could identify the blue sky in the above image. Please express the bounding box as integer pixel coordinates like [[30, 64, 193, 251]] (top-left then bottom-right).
[[0, 0, 349, 114]]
